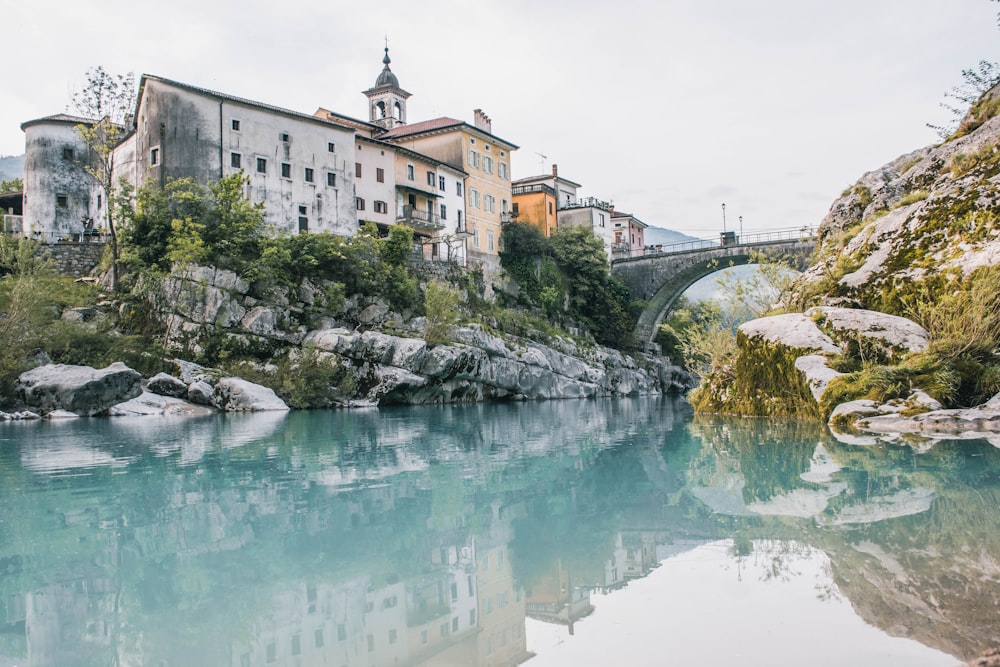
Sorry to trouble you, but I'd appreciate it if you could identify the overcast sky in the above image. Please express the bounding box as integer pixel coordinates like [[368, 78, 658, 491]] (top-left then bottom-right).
[[4, 0, 997, 236]]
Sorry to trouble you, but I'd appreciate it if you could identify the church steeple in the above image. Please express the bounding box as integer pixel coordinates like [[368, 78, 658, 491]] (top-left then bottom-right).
[[364, 44, 411, 131]]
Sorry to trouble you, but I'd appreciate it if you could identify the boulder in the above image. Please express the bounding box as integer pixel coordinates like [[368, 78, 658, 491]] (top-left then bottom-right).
[[147, 372, 188, 398], [15, 362, 142, 416], [187, 380, 215, 405], [108, 390, 215, 417], [212, 377, 289, 412]]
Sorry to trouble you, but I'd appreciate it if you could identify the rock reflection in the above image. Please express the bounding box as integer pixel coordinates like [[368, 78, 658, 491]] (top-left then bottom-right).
[[0, 399, 997, 664]]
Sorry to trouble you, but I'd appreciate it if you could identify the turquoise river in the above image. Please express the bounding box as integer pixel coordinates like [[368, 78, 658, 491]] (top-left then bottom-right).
[[0, 397, 998, 666]]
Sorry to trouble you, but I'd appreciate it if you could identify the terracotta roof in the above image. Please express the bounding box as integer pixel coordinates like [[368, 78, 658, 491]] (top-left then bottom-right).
[[378, 117, 464, 139]]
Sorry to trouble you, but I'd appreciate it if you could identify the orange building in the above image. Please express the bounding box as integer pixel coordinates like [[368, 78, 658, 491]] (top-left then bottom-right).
[[511, 165, 581, 238]]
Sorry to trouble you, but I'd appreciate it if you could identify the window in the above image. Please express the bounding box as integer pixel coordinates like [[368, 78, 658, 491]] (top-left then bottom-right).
[[439, 175, 446, 191], [407, 164, 414, 181], [452, 617, 459, 632], [356, 197, 365, 211], [56, 194, 68, 208], [231, 152, 242, 169], [388, 629, 397, 644], [470, 137, 475, 145], [315, 629, 324, 648], [299, 204, 308, 231], [97, 193, 102, 209], [468, 150, 479, 168], [327, 141, 336, 153], [374, 200, 388, 214], [548, 201, 553, 215], [451, 582, 459, 600], [376, 167, 384, 183], [62, 147, 74, 160], [599, 213, 606, 227], [487, 230, 495, 251], [291, 634, 301, 656], [232, 119, 241, 131], [484, 194, 495, 213], [484, 143, 490, 151], [256, 157, 267, 174], [498, 549, 504, 568], [367, 634, 375, 652], [470, 189, 480, 209], [440, 623, 448, 638], [456, 181, 463, 196], [473, 227, 480, 247], [355, 162, 362, 178], [281, 162, 291, 179], [440, 204, 447, 220], [498, 591, 508, 607], [427, 170, 435, 186], [499, 162, 508, 180], [280, 132, 290, 143], [337, 624, 347, 641], [483, 155, 493, 174], [513, 202, 520, 217], [304, 167, 314, 182], [150, 147, 159, 165], [502, 199, 509, 214], [327, 172, 337, 187]]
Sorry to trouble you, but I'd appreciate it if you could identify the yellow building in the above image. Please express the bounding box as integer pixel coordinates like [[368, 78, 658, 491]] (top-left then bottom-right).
[[510, 166, 581, 238], [379, 111, 517, 270]]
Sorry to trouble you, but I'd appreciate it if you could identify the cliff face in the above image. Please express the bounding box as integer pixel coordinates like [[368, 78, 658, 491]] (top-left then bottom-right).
[[696, 84, 1000, 427], [793, 85, 1000, 313], [143, 264, 695, 407]]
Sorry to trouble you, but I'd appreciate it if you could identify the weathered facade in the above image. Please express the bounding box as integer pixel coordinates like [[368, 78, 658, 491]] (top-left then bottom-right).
[[126, 76, 358, 236], [20, 114, 105, 242]]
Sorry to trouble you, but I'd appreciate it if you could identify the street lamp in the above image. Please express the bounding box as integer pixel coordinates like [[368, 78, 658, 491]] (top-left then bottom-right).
[[739, 215, 743, 240], [721, 203, 727, 233]]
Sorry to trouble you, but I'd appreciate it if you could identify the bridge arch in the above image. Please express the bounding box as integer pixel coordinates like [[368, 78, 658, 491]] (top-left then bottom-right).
[[611, 237, 815, 342]]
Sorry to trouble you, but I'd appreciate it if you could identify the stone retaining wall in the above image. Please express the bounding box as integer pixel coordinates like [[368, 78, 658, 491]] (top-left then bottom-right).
[[39, 241, 106, 277]]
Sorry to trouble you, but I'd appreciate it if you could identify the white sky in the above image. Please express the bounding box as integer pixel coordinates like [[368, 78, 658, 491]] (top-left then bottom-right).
[[3, 0, 998, 237]]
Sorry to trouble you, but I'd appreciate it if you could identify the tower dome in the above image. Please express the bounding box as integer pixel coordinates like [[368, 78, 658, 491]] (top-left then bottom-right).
[[363, 45, 411, 131], [374, 47, 399, 89]]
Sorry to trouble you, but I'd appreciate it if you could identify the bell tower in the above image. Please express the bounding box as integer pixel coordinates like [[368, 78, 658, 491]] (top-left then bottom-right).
[[363, 46, 411, 131]]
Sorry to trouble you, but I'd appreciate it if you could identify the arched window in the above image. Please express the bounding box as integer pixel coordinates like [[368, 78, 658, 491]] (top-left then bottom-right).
[[393, 102, 402, 121], [374, 101, 386, 120]]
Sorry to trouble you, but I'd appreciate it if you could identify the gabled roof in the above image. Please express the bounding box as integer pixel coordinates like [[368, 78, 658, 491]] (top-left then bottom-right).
[[314, 106, 381, 134], [137, 74, 356, 134], [357, 134, 467, 176], [379, 116, 519, 150], [612, 210, 648, 228], [513, 173, 583, 188]]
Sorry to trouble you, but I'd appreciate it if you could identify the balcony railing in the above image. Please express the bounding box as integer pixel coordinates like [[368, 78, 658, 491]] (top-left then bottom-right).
[[396, 205, 445, 231], [558, 196, 612, 212], [512, 183, 556, 197]]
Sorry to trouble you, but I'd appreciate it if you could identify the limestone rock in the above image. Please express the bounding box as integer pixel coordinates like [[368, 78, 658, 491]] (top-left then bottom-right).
[[108, 390, 216, 417], [807, 306, 929, 355], [739, 313, 839, 353], [212, 377, 289, 412], [187, 380, 215, 405], [147, 372, 188, 398], [15, 362, 142, 416]]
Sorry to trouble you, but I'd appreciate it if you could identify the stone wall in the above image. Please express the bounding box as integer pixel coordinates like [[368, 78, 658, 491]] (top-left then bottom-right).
[[39, 241, 105, 277]]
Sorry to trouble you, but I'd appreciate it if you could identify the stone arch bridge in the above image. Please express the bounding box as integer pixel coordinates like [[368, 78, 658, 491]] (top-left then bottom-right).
[[611, 230, 817, 342]]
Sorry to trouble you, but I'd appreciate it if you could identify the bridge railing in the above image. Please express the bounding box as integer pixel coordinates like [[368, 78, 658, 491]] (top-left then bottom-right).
[[614, 226, 815, 262]]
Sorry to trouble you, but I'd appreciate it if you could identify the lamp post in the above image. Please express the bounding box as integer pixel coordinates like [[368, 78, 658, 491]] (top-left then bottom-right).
[[739, 215, 743, 241], [721, 203, 727, 233]]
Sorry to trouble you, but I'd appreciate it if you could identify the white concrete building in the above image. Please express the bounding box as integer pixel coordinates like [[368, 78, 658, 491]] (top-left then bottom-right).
[[123, 75, 358, 236]]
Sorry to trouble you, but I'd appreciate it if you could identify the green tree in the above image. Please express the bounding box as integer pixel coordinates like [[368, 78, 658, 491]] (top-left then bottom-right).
[[423, 280, 461, 347], [70, 67, 137, 289], [0, 177, 22, 193]]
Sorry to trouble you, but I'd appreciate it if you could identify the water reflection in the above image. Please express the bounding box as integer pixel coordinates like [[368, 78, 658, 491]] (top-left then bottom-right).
[[0, 399, 997, 665]]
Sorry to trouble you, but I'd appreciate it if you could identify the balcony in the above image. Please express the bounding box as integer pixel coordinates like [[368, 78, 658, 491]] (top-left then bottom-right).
[[559, 196, 612, 212], [396, 205, 445, 232], [512, 183, 556, 197]]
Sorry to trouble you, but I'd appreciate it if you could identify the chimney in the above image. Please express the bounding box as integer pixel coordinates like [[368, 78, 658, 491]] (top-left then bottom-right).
[[552, 164, 558, 177], [473, 108, 492, 134]]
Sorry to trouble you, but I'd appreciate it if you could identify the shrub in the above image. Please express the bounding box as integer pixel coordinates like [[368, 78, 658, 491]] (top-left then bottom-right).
[[423, 280, 461, 347]]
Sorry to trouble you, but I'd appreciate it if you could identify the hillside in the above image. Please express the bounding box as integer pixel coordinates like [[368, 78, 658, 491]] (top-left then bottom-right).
[[0, 154, 24, 183], [692, 83, 1000, 430]]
